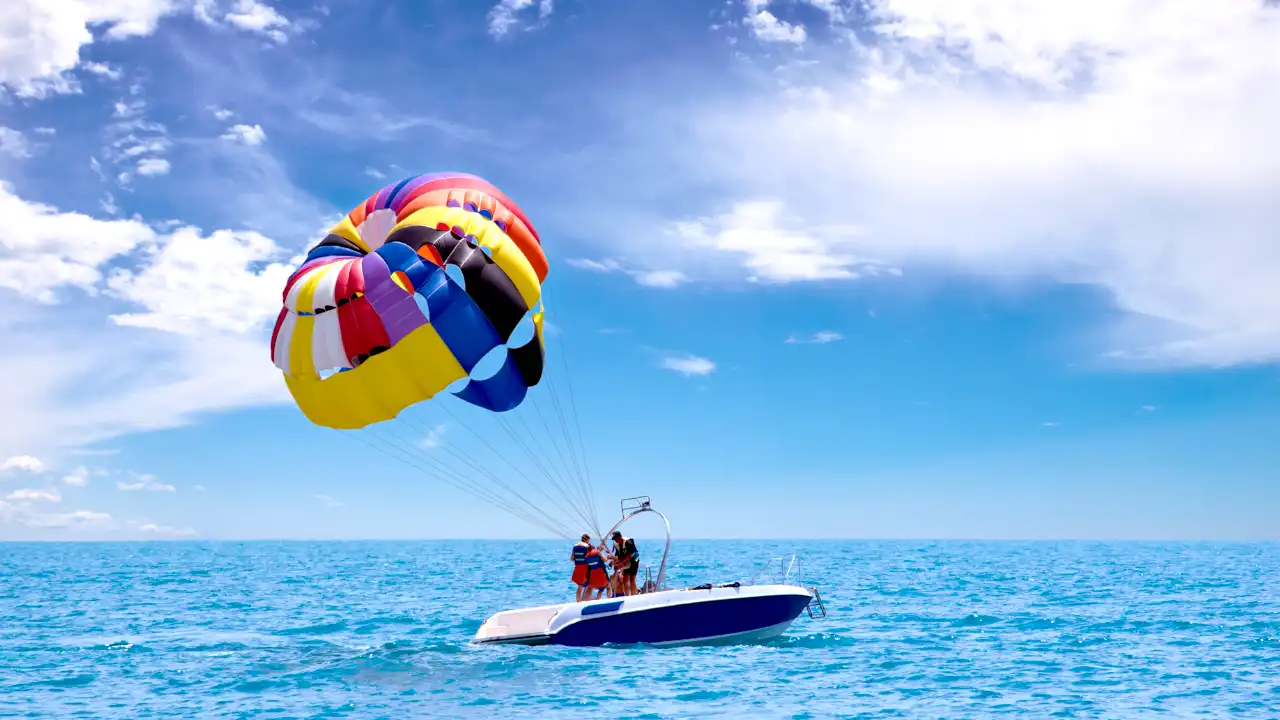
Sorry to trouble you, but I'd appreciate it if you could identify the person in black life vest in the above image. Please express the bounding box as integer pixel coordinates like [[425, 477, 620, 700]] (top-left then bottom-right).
[[622, 536, 640, 595], [570, 534, 591, 602], [610, 530, 640, 596]]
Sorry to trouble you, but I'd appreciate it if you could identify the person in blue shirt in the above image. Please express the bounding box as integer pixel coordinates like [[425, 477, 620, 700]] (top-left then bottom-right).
[[570, 534, 591, 602], [583, 544, 610, 600]]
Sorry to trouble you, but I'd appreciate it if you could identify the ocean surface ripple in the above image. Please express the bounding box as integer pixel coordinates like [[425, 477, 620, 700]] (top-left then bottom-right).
[[2, 540, 1277, 718]]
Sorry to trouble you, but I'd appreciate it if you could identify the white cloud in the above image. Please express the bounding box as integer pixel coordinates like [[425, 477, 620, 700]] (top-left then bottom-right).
[[632, 270, 687, 289], [135, 157, 171, 176], [660, 0, 1280, 367], [117, 473, 176, 492], [6, 487, 61, 502], [134, 521, 196, 537], [786, 331, 844, 344], [670, 200, 895, 284], [0, 0, 171, 97], [61, 466, 90, 486], [566, 258, 620, 273], [210, 106, 235, 121], [566, 257, 688, 289], [487, 0, 554, 38], [0, 501, 113, 529], [221, 123, 267, 146], [0, 180, 155, 303], [660, 354, 717, 377], [100, 93, 173, 186], [213, 0, 294, 43], [0, 127, 33, 158], [364, 167, 386, 180], [106, 226, 292, 334], [316, 494, 344, 508], [744, 1, 806, 44], [420, 424, 447, 449], [1, 455, 45, 474], [0, 0, 295, 98], [81, 62, 123, 80]]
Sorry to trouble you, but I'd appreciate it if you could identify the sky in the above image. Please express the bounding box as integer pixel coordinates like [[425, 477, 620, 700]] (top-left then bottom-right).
[[0, 0, 1277, 542]]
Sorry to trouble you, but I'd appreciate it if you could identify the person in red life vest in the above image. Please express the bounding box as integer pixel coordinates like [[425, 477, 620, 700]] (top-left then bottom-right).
[[584, 543, 611, 600], [571, 534, 592, 602]]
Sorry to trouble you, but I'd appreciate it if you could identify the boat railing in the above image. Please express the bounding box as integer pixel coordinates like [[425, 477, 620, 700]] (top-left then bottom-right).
[[638, 564, 657, 594], [745, 551, 809, 585], [745, 552, 826, 619]]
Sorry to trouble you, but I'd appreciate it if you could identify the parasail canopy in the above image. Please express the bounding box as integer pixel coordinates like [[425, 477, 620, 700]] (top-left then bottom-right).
[[271, 173, 551, 428], [269, 173, 601, 540]]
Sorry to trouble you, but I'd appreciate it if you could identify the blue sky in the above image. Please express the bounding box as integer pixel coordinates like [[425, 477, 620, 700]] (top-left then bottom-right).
[[1, 0, 1277, 541]]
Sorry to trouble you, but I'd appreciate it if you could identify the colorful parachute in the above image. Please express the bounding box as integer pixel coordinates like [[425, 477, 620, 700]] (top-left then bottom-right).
[[270, 173, 551, 429]]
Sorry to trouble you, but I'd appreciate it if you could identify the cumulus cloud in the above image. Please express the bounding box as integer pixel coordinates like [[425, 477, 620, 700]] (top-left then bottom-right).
[[135, 157, 171, 177], [744, 0, 806, 44], [6, 488, 61, 503], [599, 0, 1280, 368], [0, 0, 295, 97], [61, 466, 90, 486], [487, 0, 554, 38], [0, 173, 299, 461], [669, 199, 897, 285], [221, 124, 267, 146], [1, 455, 45, 474], [0, 127, 34, 159], [0, 0, 170, 97], [213, 0, 294, 43], [566, 258, 688, 289], [0, 501, 113, 530], [105, 226, 293, 334], [660, 354, 717, 377], [81, 62, 123, 80]]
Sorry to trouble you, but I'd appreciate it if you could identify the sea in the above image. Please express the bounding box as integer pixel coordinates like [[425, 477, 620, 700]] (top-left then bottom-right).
[[2, 540, 1277, 719]]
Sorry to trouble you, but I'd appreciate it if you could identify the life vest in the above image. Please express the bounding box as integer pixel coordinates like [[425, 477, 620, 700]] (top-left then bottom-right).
[[585, 548, 606, 570], [572, 543, 589, 564]]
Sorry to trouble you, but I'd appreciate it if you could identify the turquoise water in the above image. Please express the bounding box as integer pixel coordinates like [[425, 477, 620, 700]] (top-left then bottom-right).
[[2, 540, 1277, 718]]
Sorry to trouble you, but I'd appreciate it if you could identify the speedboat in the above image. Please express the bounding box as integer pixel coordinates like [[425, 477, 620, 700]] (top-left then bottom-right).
[[473, 497, 826, 647]]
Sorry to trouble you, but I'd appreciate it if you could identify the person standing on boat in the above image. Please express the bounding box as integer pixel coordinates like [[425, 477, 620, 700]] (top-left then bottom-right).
[[609, 531, 639, 596], [583, 543, 611, 600], [571, 534, 592, 602], [621, 536, 640, 596]]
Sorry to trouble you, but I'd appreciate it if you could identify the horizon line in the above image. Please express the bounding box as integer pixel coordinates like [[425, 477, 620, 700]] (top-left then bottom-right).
[[2, 537, 1278, 544]]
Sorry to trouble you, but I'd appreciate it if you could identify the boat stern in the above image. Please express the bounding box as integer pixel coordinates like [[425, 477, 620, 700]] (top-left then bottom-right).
[[472, 602, 566, 646]]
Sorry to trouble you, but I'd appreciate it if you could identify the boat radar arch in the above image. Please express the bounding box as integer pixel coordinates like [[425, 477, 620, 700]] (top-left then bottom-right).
[[604, 496, 671, 592]]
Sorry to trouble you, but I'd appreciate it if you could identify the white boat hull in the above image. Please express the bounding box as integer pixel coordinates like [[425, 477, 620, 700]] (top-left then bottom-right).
[[473, 584, 813, 648]]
